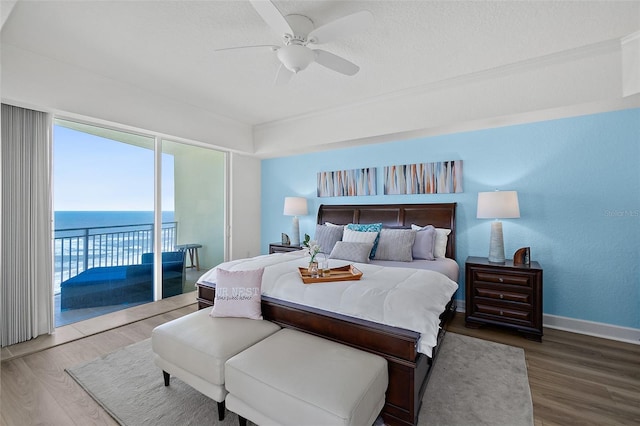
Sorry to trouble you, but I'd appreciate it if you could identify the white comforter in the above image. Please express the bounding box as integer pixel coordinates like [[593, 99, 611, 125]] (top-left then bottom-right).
[[198, 251, 458, 357]]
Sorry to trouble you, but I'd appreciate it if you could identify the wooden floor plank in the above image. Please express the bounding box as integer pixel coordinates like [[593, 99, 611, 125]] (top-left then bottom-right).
[[1, 358, 80, 426], [0, 304, 196, 426], [1, 305, 638, 425], [445, 313, 640, 426]]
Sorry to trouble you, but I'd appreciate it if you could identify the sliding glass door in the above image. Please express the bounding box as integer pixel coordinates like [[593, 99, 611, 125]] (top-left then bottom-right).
[[161, 139, 226, 292], [53, 120, 158, 326], [52, 119, 226, 327]]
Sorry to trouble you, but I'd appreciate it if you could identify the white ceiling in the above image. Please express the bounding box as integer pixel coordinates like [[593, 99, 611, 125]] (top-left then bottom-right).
[[2, 0, 639, 129]]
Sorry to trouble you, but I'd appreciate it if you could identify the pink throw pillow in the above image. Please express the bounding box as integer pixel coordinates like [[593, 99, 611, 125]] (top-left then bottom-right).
[[209, 268, 264, 320]]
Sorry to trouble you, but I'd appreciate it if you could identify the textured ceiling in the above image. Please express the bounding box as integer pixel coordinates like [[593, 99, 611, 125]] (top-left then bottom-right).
[[2, 1, 639, 126]]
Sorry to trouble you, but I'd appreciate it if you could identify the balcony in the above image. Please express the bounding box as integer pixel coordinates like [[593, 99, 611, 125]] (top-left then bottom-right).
[[54, 221, 200, 327]]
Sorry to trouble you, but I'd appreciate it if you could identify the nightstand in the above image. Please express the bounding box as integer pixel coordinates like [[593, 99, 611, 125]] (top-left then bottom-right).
[[269, 243, 303, 254], [465, 256, 543, 341]]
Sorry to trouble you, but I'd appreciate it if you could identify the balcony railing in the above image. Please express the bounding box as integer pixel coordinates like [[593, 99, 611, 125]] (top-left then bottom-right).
[[54, 221, 178, 294]]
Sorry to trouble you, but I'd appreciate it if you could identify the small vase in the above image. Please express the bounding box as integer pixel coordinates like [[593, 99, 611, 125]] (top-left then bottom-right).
[[308, 261, 319, 278]]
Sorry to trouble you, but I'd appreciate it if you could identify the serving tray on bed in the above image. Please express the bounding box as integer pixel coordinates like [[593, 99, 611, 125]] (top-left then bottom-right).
[[298, 265, 363, 284]]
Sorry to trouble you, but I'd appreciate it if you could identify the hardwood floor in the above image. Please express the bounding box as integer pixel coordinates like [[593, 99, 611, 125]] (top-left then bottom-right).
[[1, 294, 198, 426], [1, 300, 638, 426], [446, 315, 640, 426]]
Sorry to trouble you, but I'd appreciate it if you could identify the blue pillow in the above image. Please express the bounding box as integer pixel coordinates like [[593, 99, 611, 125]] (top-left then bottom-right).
[[346, 223, 382, 258]]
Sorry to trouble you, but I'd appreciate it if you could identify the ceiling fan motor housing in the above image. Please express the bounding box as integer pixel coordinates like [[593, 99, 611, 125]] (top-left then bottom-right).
[[277, 44, 315, 73], [228, 2, 372, 80]]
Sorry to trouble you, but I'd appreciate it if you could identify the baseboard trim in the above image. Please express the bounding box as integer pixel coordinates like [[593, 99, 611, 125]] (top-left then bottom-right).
[[543, 314, 640, 345], [454, 301, 640, 345]]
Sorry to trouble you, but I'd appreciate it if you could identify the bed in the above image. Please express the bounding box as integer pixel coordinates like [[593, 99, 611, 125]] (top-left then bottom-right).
[[195, 203, 458, 426]]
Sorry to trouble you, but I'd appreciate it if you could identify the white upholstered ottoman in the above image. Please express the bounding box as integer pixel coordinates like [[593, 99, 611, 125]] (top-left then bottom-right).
[[225, 328, 388, 426], [151, 309, 281, 421]]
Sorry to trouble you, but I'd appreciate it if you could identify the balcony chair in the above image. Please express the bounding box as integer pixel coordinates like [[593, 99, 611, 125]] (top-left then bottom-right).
[[59, 251, 186, 310]]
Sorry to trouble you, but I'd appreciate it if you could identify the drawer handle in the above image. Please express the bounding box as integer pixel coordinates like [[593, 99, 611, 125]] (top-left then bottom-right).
[[498, 277, 504, 283], [499, 294, 504, 299], [500, 310, 504, 316]]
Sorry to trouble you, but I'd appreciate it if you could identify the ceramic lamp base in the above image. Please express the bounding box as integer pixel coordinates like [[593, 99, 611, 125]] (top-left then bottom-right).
[[488, 221, 506, 264], [291, 216, 300, 246]]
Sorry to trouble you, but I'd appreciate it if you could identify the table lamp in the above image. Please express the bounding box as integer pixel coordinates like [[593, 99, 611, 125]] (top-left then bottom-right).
[[477, 190, 520, 264], [283, 197, 308, 246]]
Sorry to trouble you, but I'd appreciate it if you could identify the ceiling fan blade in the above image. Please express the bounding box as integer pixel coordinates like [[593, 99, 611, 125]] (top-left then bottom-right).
[[214, 44, 279, 53], [274, 64, 294, 86], [307, 10, 373, 45], [313, 49, 360, 76], [249, 0, 293, 37]]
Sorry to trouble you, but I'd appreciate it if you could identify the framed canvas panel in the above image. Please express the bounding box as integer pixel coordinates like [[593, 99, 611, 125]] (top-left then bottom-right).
[[384, 161, 463, 195], [317, 168, 377, 197]]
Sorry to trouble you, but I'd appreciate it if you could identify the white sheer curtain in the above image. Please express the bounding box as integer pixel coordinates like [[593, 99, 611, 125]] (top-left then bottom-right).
[[1, 103, 54, 347]]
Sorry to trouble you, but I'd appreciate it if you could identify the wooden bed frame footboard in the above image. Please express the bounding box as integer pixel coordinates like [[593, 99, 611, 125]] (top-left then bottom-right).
[[261, 295, 458, 426], [196, 203, 458, 426], [196, 286, 456, 426]]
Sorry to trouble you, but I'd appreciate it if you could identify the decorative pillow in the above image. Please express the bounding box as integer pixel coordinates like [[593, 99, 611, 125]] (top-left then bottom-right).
[[210, 268, 264, 320], [411, 225, 451, 258], [315, 224, 343, 254], [342, 227, 379, 258], [411, 225, 437, 260], [374, 228, 416, 262], [345, 223, 383, 258], [329, 241, 373, 264], [324, 222, 345, 228]]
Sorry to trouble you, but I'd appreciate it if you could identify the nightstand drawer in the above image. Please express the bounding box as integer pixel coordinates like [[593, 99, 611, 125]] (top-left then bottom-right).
[[465, 256, 543, 341], [474, 303, 532, 323], [474, 287, 531, 304], [472, 271, 532, 287]]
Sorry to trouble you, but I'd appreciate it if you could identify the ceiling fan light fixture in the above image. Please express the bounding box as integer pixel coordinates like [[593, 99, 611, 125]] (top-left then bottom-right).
[[277, 44, 315, 73]]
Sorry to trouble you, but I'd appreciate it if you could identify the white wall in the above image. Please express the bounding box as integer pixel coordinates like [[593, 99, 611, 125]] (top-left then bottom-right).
[[253, 39, 630, 157], [1, 45, 253, 154], [622, 31, 640, 97], [229, 153, 261, 260]]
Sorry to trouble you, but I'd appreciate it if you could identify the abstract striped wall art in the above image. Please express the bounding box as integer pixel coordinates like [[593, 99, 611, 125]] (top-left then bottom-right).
[[317, 167, 377, 197], [384, 161, 463, 195]]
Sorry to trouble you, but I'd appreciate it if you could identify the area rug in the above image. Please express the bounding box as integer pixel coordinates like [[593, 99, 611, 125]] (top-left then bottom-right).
[[66, 332, 533, 426]]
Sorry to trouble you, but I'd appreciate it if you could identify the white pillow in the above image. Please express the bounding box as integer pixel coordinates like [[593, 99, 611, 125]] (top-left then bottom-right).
[[210, 268, 264, 320], [342, 228, 378, 245], [324, 222, 345, 228], [412, 225, 451, 258]]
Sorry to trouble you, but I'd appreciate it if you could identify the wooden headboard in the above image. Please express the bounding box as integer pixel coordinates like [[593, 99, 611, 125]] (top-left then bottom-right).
[[317, 203, 457, 259]]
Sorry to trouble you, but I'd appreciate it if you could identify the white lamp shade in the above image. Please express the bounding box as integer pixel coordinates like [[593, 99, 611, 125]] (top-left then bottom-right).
[[283, 197, 308, 216], [477, 191, 520, 219]]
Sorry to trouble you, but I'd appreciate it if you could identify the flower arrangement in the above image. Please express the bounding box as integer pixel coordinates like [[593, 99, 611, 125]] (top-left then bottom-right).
[[302, 233, 321, 264]]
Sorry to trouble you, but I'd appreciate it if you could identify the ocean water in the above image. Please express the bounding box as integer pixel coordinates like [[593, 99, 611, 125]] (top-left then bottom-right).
[[54, 211, 176, 294], [55, 211, 174, 230]]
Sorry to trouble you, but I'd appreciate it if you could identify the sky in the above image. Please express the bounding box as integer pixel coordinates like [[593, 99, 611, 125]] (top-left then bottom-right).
[[53, 125, 175, 211]]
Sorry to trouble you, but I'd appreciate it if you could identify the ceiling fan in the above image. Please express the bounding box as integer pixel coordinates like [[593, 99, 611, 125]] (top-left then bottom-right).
[[216, 0, 374, 85]]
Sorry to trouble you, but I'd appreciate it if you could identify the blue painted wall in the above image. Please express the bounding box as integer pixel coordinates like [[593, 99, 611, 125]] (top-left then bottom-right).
[[261, 108, 640, 329]]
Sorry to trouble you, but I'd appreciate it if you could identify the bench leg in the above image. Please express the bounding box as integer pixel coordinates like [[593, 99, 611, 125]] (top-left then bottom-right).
[[238, 415, 247, 426], [217, 401, 225, 421], [162, 371, 170, 386]]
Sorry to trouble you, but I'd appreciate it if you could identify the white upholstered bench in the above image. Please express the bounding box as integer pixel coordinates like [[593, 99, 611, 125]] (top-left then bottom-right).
[[225, 328, 388, 426], [151, 309, 281, 421]]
